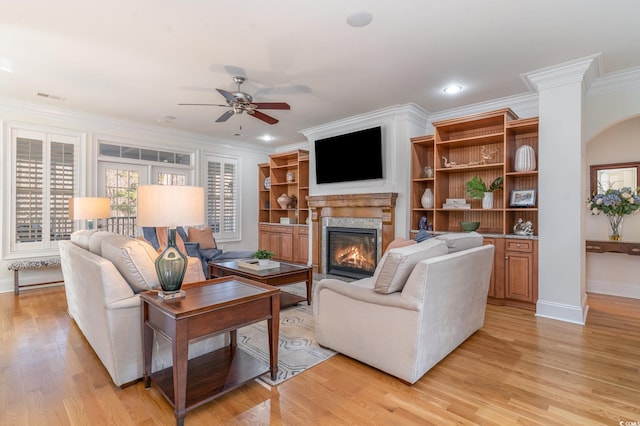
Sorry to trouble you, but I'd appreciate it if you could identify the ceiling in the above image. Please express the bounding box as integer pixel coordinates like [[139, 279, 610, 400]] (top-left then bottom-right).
[[1, 1, 639, 148]]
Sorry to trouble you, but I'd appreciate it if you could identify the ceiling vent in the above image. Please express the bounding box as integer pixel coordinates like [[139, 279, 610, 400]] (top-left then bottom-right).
[[35, 91, 65, 101]]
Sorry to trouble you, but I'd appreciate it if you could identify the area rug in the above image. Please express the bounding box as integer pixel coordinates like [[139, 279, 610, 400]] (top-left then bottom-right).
[[237, 282, 336, 386]]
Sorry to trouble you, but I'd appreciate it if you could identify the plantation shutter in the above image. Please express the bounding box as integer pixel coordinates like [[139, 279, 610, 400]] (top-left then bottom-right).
[[206, 155, 239, 240], [10, 127, 79, 253], [50, 141, 75, 240], [15, 138, 44, 243]]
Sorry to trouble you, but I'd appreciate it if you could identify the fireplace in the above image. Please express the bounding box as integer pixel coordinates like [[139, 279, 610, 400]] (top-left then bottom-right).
[[326, 227, 377, 279]]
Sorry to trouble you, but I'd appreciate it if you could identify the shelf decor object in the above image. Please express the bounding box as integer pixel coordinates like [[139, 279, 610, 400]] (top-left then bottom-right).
[[514, 144, 537, 172], [137, 185, 205, 299], [69, 197, 111, 230], [421, 188, 434, 209]]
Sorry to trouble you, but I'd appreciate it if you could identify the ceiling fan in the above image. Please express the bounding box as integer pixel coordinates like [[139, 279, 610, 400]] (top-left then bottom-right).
[[178, 76, 291, 125]]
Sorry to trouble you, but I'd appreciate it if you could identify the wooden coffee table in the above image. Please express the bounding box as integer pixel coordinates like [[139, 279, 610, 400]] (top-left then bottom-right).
[[209, 260, 312, 309], [141, 277, 280, 426]]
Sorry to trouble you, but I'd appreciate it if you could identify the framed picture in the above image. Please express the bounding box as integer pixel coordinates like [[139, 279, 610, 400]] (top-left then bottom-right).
[[510, 189, 536, 207]]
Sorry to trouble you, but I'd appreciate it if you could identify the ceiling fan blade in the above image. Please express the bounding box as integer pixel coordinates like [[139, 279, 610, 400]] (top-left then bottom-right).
[[249, 110, 279, 125], [253, 102, 291, 110], [215, 110, 235, 123], [178, 103, 228, 107], [216, 88, 235, 103]]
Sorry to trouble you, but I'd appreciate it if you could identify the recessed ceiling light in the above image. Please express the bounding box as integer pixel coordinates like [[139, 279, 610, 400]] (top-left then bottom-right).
[[156, 115, 176, 123], [443, 85, 463, 94], [0, 57, 13, 73], [346, 11, 373, 27], [259, 135, 274, 142]]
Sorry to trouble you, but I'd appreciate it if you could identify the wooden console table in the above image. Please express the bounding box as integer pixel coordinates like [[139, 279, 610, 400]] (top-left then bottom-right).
[[141, 277, 280, 426], [585, 240, 640, 256]]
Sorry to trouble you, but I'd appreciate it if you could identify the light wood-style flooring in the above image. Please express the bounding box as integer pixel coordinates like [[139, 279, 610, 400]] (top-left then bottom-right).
[[1, 286, 639, 425]]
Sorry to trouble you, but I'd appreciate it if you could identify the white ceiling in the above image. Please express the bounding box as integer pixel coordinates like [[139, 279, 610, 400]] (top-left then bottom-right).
[[1, 1, 639, 147]]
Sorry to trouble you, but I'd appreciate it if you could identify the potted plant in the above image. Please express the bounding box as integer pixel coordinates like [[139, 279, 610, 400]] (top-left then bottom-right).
[[465, 176, 503, 209], [253, 249, 274, 266]]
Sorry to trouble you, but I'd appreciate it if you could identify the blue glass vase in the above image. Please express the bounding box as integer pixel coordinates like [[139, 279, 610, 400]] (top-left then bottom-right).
[[155, 228, 187, 294]]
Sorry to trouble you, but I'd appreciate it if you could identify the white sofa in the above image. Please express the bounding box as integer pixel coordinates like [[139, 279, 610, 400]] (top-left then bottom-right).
[[59, 230, 226, 387], [313, 232, 494, 384]]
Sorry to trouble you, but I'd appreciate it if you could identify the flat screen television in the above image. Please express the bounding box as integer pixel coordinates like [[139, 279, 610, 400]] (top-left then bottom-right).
[[314, 126, 383, 184]]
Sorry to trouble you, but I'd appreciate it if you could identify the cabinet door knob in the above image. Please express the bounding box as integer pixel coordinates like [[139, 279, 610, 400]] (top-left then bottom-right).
[[505, 256, 509, 260], [516, 244, 521, 248]]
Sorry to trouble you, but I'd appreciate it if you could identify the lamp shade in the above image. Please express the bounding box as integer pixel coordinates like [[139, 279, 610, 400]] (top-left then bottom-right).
[[136, 185, 205, 228], [69, 197, 111, 220]]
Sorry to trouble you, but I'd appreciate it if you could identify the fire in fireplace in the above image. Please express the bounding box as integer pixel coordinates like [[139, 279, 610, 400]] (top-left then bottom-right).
[[326, 227, 377, 279]]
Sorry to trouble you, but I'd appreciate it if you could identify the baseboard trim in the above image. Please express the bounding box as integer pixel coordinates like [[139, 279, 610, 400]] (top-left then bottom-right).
[[535, 297, 588, 325], [586, 279, 640, 299]]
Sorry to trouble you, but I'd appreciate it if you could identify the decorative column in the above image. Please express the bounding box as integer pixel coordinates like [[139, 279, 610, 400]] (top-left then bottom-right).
[[523, 54, 601, 324]]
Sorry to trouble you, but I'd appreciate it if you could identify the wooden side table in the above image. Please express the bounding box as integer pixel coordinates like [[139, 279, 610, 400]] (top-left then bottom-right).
[[141, 277, 280, 426]]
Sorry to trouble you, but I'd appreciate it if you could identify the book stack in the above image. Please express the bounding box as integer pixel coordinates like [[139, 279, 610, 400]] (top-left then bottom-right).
[[442, 198, 471, 209]]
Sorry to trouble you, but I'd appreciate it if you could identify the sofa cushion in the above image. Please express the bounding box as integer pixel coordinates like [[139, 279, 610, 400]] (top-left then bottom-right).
[[373, 238, 448, 294], [70, 229, 97, 250], [100, 234, 160, 293], [436, 231, 483, 253], [88, 231, 119, 256], [188, 226, 217, 249]]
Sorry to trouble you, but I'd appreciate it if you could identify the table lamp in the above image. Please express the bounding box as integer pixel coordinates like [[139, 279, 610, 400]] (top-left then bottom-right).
[[136, 185, 205, 299], [69, 197, 111, 230]]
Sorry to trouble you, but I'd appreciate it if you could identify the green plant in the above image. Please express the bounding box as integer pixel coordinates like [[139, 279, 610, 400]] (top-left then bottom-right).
[[465, 176, 504, 199], [253, 249, 274, 260]]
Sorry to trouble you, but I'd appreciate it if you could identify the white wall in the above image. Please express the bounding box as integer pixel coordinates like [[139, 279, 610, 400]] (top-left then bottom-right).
[[0, 98, 270, 293], [584, 116, 640, 298], [301, 103, 430, 238]]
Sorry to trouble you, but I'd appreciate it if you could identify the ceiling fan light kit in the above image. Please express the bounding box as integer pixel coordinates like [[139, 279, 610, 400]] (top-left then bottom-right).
[[179, 75, 290, 125]]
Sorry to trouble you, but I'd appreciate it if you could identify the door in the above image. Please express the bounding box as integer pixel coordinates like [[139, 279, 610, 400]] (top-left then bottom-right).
[[98, 162, 148, 236]]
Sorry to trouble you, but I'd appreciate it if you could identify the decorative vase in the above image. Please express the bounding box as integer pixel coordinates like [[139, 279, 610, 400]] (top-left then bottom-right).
[[607, 214, 624, 241], [482, 192, 494, 209], [286, 171, 295, 182], [155, 228, 187, 296], [514, 145, 537, 172], [421, 188, 434, 209], [258, 259, 269, 266], [277, 193, 291, 209]]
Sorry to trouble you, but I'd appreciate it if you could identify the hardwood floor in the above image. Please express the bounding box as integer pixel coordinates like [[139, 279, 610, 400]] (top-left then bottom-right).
[[1, 286, 639, 425]]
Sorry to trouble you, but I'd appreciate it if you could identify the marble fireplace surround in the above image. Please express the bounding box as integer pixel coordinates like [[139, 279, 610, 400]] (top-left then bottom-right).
[[307, 193, 398, 274]]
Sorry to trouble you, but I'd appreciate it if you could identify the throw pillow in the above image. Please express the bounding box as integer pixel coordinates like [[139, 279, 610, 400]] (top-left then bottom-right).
[[414, 229, 433, 243], [100, 235, 160, 293], [187, 226, 217, 249], [436, 231, 483, 253], [155, 227, 187, 254], [373, 238, 448, 294], [385, 237, 417, 252]]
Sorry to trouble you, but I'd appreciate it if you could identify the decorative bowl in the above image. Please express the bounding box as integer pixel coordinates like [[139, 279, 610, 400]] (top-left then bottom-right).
[[460, 221, 480, 232]]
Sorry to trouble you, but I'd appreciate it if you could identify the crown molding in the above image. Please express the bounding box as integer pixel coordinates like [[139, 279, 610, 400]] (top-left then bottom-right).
[[588, 66, 640, 96], [521, 53, 603, 93], [428, 92, 539, 124], [0, 96, 271, 155], [300, 103, 430, 141]]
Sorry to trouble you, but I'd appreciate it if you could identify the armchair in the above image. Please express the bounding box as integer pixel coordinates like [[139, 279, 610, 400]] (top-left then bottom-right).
[[313, 235, 494, 384]]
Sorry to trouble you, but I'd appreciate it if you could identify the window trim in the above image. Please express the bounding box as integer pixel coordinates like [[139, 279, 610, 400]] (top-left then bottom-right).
[[3, 123, 83, 258], [206, 154, 241, 242]]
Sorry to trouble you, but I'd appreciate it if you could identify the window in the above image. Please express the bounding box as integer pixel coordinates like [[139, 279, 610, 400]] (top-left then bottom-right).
[[8, 127, 80, 254], [206, 155, 239, 240]]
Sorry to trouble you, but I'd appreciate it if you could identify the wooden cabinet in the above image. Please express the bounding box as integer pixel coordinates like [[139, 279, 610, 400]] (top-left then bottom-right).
[[293, 226, 309, 264], [410, 108, 539, 310], [503, 239, 538, 308], [258, 149, 309, 264], [258, 224, 293, 262]]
